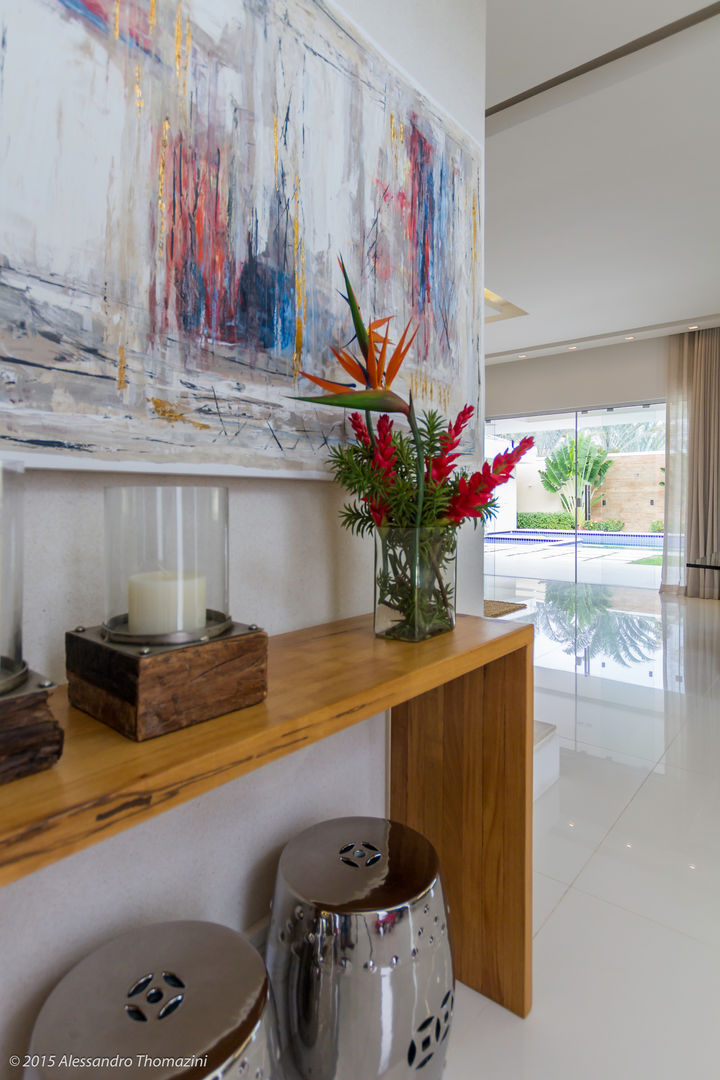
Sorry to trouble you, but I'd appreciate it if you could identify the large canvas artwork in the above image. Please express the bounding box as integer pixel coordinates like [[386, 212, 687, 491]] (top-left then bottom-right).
[[0, 0, 482, 471]]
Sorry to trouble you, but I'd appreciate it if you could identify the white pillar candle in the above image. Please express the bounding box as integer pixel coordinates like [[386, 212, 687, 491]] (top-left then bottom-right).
[[127, 571, 207, 636]]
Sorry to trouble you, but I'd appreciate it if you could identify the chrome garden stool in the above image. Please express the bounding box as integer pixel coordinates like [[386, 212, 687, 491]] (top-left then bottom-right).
[[266, 816, 454, 1080], [25, 920, 282, 1079]]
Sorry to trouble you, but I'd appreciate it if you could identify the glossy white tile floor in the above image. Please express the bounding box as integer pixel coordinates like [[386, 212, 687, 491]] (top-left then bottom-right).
[[445, 580, 720, 1079]]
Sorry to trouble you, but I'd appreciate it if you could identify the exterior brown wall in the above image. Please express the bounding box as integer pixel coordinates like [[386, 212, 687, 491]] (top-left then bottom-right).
[[591, 452, 665, 532]]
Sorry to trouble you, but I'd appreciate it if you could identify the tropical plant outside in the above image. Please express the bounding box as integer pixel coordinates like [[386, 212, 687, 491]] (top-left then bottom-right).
[[538, 433, 612, 521], [582, 519, 624, 531], [517, 511, 576, 530], [533, 582, 662, 666]]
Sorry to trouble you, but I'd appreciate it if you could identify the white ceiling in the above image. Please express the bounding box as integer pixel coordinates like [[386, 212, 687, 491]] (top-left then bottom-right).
[[486, 0, 707, 107], [484, 1, 720, 361]]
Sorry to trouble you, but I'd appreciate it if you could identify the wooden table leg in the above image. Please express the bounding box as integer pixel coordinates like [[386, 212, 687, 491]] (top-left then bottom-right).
[[390, 643, 533, 1017]]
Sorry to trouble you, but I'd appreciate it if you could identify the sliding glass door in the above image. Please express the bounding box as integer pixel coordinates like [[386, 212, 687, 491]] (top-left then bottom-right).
[[575, 404, 665, 589], [484, 403, 665, 592]]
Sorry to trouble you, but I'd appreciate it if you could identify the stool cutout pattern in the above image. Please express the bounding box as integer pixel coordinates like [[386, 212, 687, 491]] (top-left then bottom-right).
[[26, 921, 282, 1079], [407, 989, 454, 1070], [338, 839, 383, 868], [125, 971, 186, 1022]]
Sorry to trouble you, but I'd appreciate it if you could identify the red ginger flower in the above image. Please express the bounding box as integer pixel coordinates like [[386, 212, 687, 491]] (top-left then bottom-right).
[[446, 435, 534, 525], [372, 414, 396, 480], [362, 415, 396, 526], [367, 496, 391, 527], [445, 472, 494, 523], [488, 436, 534, 482], [426, 403, 475, 484], [349, 411, 371, 446]]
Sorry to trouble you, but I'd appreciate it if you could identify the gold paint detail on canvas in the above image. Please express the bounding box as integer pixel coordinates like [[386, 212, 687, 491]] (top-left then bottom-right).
[[150, 397, 211, 429], [390, 113, 398, 164], [117, 346, 127, 390], [175, 4, 183, 82], [149, 0, 157, 34], [135, 64, 144, 114], [114, 0, 120, 40], [184, 19, 191, 98], [291, 174, 306, 377], [157, 117, 170, 251]]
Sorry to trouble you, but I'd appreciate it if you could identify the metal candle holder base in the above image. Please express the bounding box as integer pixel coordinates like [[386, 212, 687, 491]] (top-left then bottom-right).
[[102, 608, 233, 646], [0, 655, 29, 696]]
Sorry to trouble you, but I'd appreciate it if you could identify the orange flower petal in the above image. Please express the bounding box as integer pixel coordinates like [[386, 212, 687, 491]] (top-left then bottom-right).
[[385, 320, 418, 387], [299, 371, 356, 393], [329, 346, 367, 385], [366, 322, 379, 389], [376, 324, 391, 386]]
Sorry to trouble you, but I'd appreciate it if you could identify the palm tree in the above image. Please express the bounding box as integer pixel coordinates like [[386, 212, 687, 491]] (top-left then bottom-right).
[[532, 582, 662, 667], [538, 433, 612, 521]]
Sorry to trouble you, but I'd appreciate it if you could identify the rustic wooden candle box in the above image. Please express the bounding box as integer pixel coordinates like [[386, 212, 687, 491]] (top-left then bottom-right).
[[66, 623, 268, 741], [0, 672, 63, 785]]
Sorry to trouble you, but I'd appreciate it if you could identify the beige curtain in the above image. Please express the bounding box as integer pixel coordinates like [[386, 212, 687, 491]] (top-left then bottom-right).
[[661, 337, 689, 594], [665, 329, 720, 600]]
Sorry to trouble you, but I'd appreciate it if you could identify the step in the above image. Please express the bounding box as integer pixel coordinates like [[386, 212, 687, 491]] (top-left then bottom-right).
[[534, 720, 560, 800]]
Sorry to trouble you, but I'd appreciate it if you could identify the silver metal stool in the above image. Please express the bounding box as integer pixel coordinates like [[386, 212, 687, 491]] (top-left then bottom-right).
[[266, 816, 454, 1080], [25, 920, 282, 1079]]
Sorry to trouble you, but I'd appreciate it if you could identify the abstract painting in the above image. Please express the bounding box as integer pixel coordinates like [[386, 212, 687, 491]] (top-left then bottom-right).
[[0, 0, 482, 470]]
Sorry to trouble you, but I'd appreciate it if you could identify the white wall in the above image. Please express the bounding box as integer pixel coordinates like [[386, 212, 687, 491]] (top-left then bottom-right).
[[0, 0, 487, 1061], [485, 435, 518, 531], [330, 0, 486, 144], [485, 336, 669, 419]]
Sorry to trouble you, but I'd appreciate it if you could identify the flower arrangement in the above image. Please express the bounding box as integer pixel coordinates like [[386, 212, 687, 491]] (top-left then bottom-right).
[[297, 258, 533, 639]]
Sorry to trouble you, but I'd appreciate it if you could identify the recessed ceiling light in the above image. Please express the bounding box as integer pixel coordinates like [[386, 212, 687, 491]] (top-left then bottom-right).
[[568, 345, 578, 351], [688, 325, 699, 330], [518, 353, 527, 359], [625, 335, 635, 341]]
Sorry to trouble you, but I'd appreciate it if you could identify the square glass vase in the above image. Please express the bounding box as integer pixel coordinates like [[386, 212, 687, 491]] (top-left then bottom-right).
[[374, 526, 457, 641]]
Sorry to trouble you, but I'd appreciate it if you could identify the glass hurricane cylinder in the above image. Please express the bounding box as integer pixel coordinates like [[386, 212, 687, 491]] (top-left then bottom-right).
[[0, 462, 27, 692], [104, 486, 230, 644], [374, 526, 457, 641]]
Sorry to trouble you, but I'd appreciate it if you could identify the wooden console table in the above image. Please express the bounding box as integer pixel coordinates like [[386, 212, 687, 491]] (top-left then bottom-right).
[[0, 613, 533, 1017]]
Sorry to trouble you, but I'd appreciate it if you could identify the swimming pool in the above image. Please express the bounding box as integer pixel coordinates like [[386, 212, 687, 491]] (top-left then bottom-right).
[[486, 529, 664, 550]]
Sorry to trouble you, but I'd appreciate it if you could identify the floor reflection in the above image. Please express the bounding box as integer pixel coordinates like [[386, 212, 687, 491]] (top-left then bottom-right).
[[489, 577, 708, 762], [445, 577, 720, 1080]]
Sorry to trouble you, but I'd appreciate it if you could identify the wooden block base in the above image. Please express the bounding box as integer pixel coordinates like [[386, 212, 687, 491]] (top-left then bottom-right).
[[66, 623, 268, 741], [0, 672, 64, 785]]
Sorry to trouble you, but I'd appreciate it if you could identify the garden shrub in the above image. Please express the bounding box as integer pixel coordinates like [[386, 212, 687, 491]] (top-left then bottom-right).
[[582, 520, 624, 532], [650, 520, 665, 532], [516, 511, 575, 530]]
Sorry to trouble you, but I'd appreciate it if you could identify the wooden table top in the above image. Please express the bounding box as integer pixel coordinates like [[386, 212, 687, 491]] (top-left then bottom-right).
[[0, 613, 533, 887]]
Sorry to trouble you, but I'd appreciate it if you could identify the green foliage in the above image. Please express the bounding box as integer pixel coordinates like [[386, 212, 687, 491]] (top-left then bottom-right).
[[516, 511, 575, 530], [538, 433, 613, 518], [328, 410, 499, 536], [375, 526, 457, 640], [500, 418, 665, 456], [582, 520, 624, 532], [650, 520, 665, 533]]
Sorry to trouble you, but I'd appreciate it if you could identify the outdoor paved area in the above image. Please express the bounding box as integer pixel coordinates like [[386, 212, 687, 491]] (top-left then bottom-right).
[[485, 540, 662, 589]]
